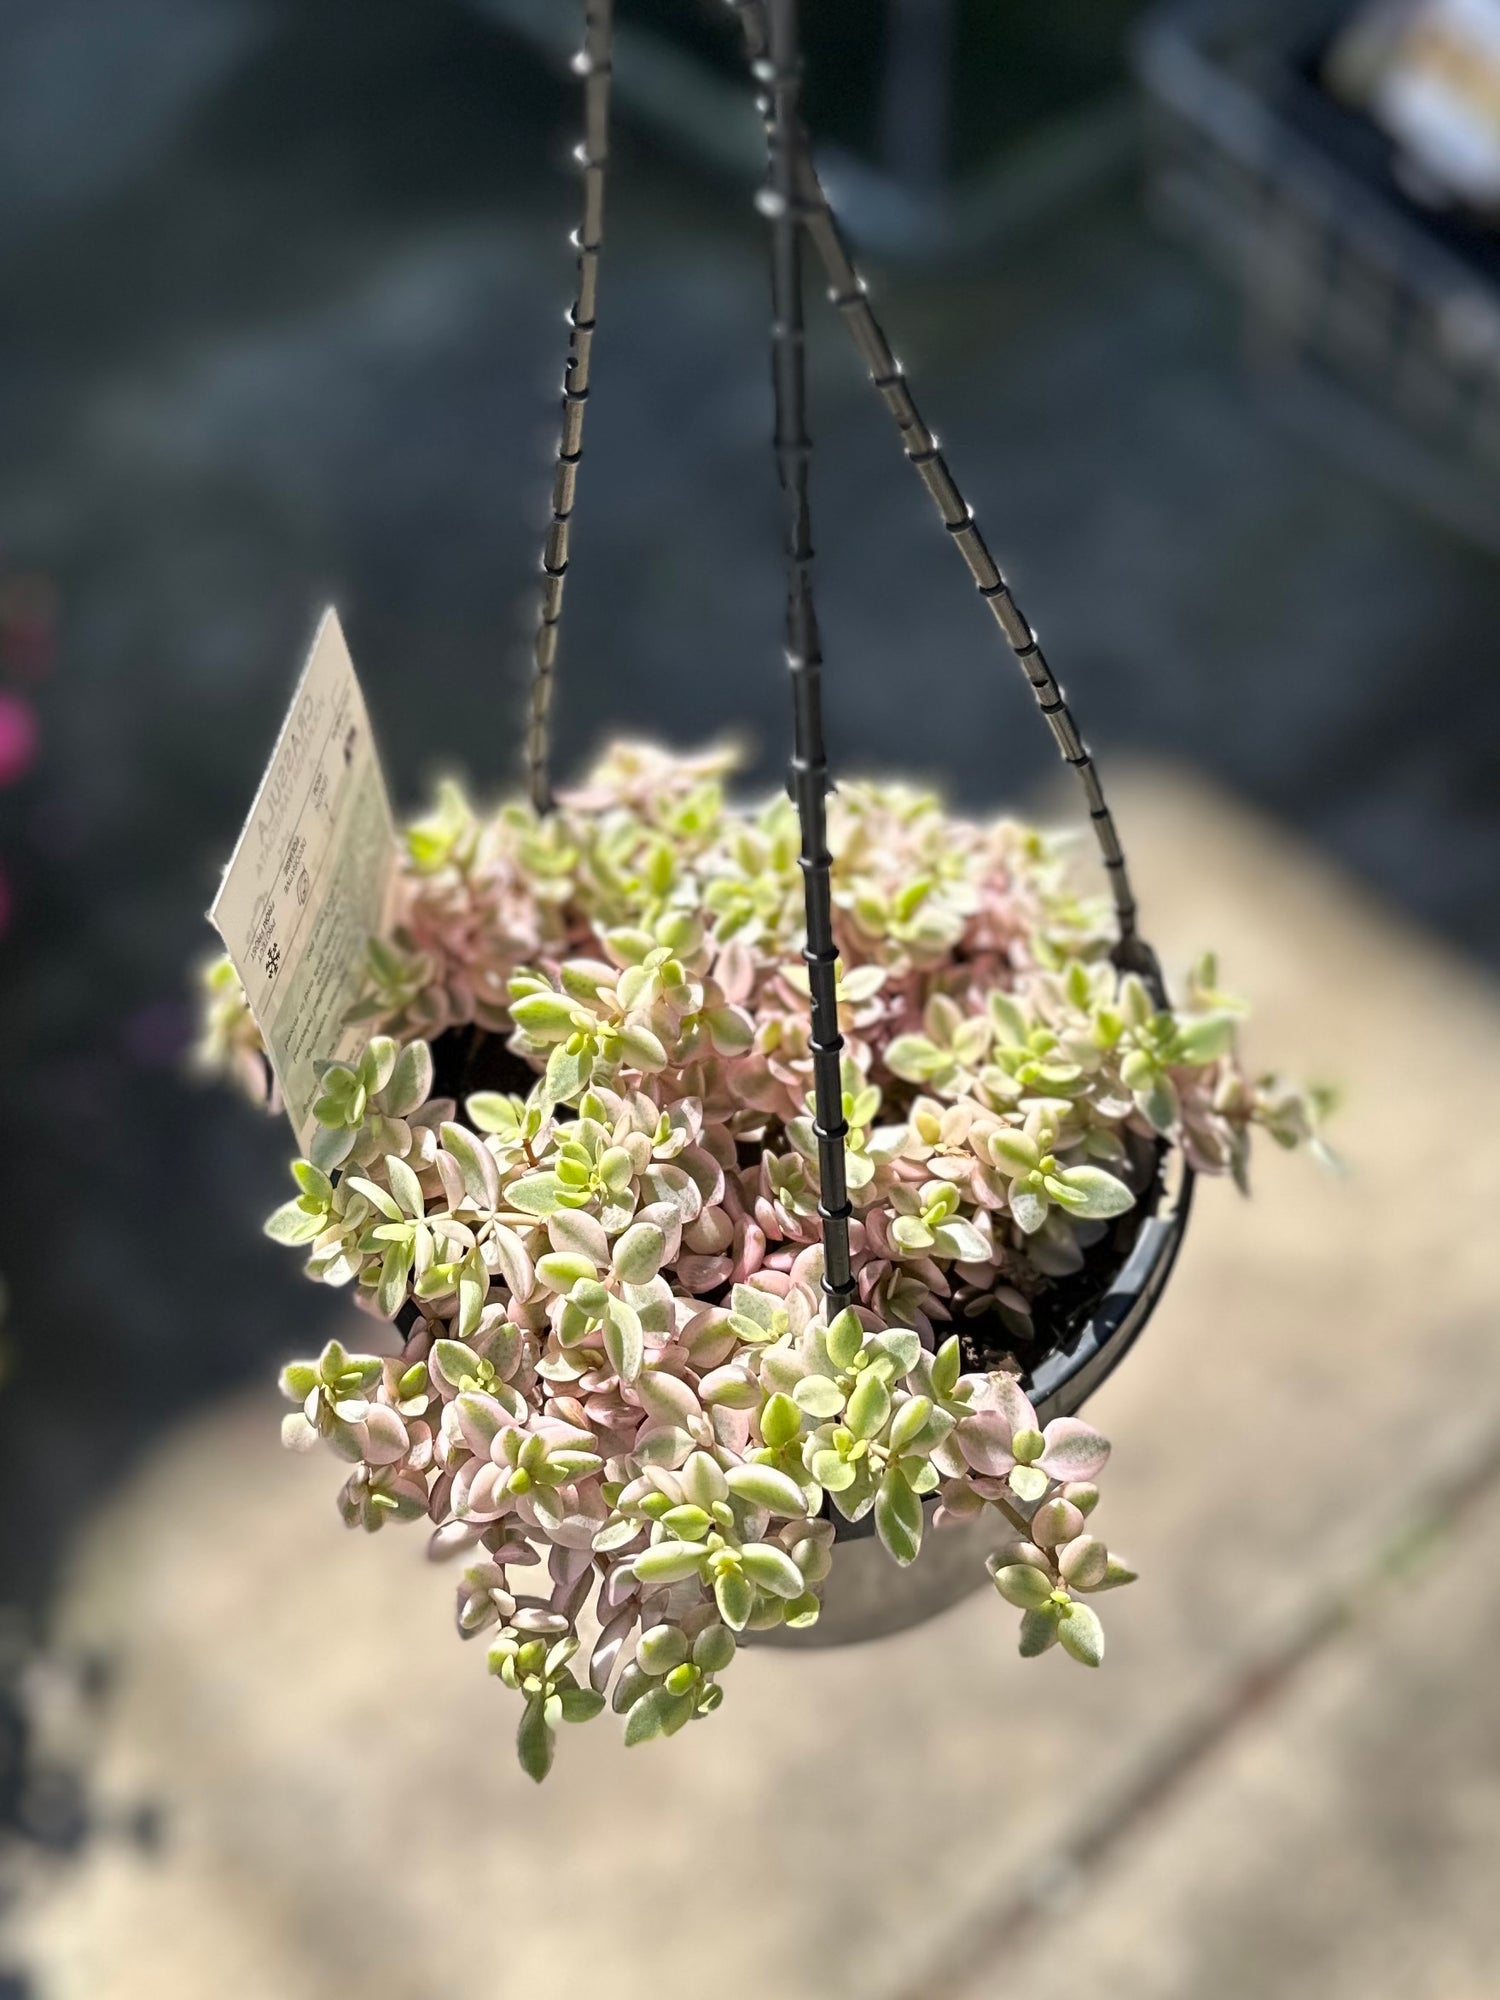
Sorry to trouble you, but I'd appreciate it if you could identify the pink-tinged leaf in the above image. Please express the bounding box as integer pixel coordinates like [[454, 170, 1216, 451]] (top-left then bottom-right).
[[434, 1151, 466, 1209], [715, 938, 754, 1003], [1057, 1535, 1109, 1589], [936, 1475, 984, 1519], [679, 1146, 727, 1211], [488, 1224, 535, 1304], [989, 1375, 1038, 1437], [684, 1205, 735, 1257], [705, 1005, 755, 1056], [640, 1164, 701, 1224], [454, 1460, 509, 1522], [550, 1542, 601, 1606], [361, 1406, 410, 1466], [955, 1409, 1017, 1477], [535, 1417, 597, 1453], [544, 1497, 609, 1556], [1031, 1498, 1085, 1549], [698, 1365, 760, 1410], [426, 1519, 481, 1562], [675, 1253, 734, 1293], [590, 1606, 638, 1694], [387, 1474, 429, 1522], [1082, 1552, 1138, 1593], [548, 1208, 611, 1268], [454, 1392, 505, 1458], [1039, 1417, 1110, 1481], [709, 1403, 752, 1453], [326, 1415, 368, 1464], [633, 1370, 702, 1428], [732, 1217, 767, 1283], [931, 1435, 968, 1481], [633, 1424, 694, 1469]]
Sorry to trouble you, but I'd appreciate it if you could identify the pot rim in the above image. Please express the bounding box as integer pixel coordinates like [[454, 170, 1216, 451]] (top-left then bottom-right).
[[827, 1148, 1195, 1543]]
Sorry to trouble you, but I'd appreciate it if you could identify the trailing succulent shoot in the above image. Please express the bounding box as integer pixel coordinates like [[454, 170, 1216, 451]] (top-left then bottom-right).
[[202, 741, 1327, 1779]]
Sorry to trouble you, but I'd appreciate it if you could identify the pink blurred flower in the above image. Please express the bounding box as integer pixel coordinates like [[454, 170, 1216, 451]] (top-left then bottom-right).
[[0, 691, 37, 787]]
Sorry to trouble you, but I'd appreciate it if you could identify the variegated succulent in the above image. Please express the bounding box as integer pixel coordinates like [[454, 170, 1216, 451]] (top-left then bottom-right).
[[202, 740, 1328, 1777]]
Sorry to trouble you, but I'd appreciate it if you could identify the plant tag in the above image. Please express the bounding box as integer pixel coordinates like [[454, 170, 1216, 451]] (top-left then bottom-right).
[[209, 608, 398, 1147]]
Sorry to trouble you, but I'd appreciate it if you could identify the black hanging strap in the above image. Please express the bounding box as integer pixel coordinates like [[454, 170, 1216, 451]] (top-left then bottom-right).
[[526, 0, 615, 816], [762, 0, 855, 1316], [725, 0, 1146, 964]]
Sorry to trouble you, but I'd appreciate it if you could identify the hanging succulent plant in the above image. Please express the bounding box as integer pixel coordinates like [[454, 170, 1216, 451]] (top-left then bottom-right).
[[198, 740, 1327, 1779]]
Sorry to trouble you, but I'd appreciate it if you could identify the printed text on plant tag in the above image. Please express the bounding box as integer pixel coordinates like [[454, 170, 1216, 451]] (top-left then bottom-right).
[[209, 608, 397, 1147]]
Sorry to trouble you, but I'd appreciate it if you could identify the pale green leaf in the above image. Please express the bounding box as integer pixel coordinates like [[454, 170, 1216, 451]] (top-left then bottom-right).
[[824, 1309, 864, 1370], [725, 1462, 807, 1516], [1017, 1604, 1061, 1657], [811, 1448, 856, 1492], [792, 1375, 845, 1420], [602, 1296, 644, 1383], [714, 1568, 754, 1631], [510, 992, 577, 1040], [636, 1624, 689, 1676], [346, 1176, 402, 1223], [739, 1543, 804, 1598], [384, 1154, 425, 1222], [888, 1395, 934, 1456], [1058, 1600, 1105, 1667], [845, 1370, 891, 1443], [516, 1697, 555, 1782], [692, 1623, 736, 1673], [432, 1339, 480, 1388], [382, 1039, 434, 1118], [1008, 1463, 1049, 1503], [440, 1123, 499, 1209], [930, 1335, 961, 1400], [291, 1160, 333, 1203], [632, 1542, 709, 1587], [1174, 1012, 1236, 1064], [1009, 1186, 1048, 1235], [874, 1471, 923, 1566], [612, 1222, 665, 1286], [508, 1174, 563, 1217], [993, 1562, 1054, 1610], [759, 1392, 802, 1450], [1052, 1164, 1135, 1222], [265, 1199, 324, 1246]]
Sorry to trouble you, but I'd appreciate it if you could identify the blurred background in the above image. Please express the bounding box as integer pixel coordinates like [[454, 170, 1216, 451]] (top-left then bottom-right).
[[1, 1, 1498, 1994]]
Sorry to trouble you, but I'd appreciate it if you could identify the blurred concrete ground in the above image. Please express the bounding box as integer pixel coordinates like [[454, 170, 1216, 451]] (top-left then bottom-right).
[[12, 776, 1500, 2000], [1, 0, 1499, 1991]]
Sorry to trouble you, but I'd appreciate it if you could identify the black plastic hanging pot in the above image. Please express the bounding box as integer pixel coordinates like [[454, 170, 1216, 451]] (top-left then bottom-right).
[[760, 1152, 1193, 1644]]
